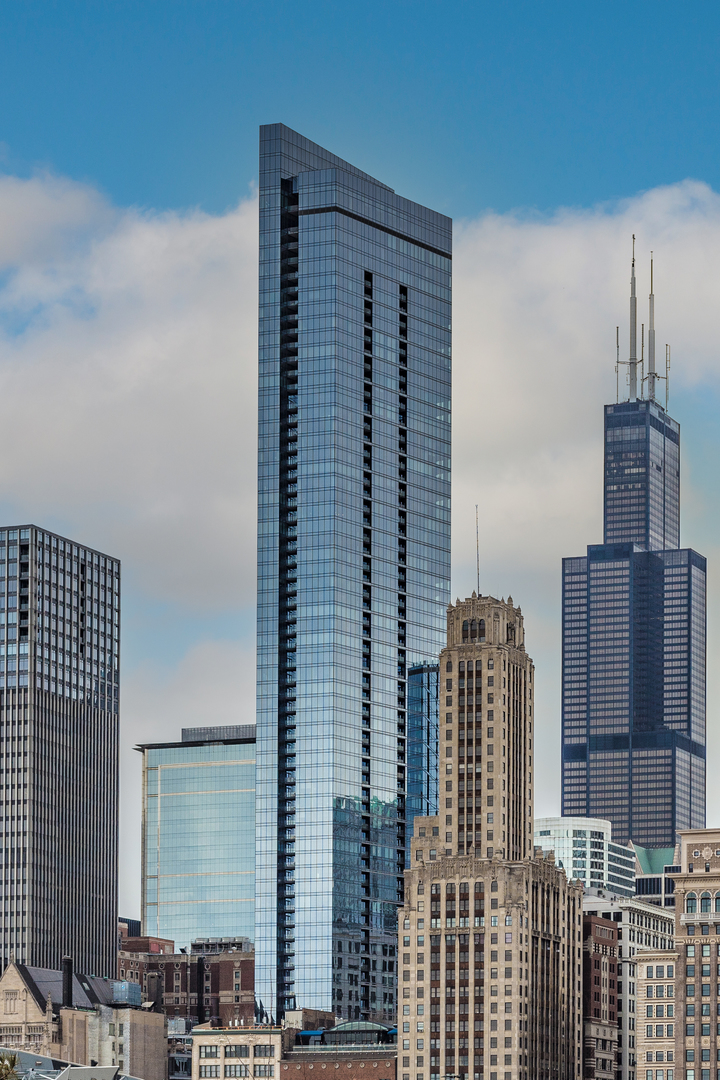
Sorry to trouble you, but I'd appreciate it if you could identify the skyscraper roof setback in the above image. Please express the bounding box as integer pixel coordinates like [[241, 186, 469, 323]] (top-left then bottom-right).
[[255, 125, 451, 1020], [561, 253, 706, 847]]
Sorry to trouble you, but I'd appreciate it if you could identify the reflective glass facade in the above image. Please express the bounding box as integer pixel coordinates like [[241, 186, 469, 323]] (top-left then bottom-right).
[[0, 524, 119, 976], [255, 125, 451, 1020], [534, 816, 636, 896], [562, 400, 706, 847], [140, 728, 256, 949], [405, 663, 439, 866], [604, 400, 680, 550]]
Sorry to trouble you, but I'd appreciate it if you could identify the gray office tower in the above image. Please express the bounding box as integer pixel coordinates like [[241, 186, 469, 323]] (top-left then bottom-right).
[[0, 525, 119, 975], [255, 126, 451, 1021], [561, 253, 706, 848]]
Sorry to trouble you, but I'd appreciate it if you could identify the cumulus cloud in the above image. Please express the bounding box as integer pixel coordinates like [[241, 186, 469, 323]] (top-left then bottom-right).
[[2, 171, 720, 913], [0, 175, 258, 611]]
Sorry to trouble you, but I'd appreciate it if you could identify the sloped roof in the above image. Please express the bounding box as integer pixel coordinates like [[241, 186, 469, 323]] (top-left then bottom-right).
[[632, 844, 677, 876], [17, 966, 115, 1013]]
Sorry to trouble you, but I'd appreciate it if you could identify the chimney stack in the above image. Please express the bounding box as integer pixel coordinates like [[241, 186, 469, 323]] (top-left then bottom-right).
[[62, 956, 73, 1008]]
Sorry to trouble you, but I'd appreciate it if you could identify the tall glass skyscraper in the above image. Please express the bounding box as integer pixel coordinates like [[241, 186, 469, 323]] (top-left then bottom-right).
[[561, 256, 706, 847], [255, 125, 451, 1021], [139, 725, 256, 948]]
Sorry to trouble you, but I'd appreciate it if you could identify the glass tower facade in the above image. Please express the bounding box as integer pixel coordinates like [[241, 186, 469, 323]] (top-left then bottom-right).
[[139, 726, 256, 949], [0, 524, 119, 976], [255, 125, 451, 1021], [562, 400, 706, 847], [405, 663, 439, 866]]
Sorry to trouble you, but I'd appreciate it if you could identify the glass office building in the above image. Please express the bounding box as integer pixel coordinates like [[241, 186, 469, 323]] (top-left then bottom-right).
[[256, 125, 451, 1020], [534, 816, 636, 896], [139, 726, 256, 948], [0, 524, 119, 976], [405, 663, 439, 866], [561, 397, 706, 847]]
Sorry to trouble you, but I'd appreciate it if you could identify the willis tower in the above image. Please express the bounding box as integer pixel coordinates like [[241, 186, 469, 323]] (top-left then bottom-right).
[[561, 247, 706, 848]]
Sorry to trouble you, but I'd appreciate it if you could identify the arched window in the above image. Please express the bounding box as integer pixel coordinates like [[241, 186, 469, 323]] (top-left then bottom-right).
[[462, 620, 469, 642], [479, 619, 486, 641], [470, 619, 478, 641], [466, 660, 473, 671], [715, 893, 720, 913], [701, 892, 711, 913], [459, 661, 465, 673], [446, 660, 453, 672], [686, 892, 697, 913]]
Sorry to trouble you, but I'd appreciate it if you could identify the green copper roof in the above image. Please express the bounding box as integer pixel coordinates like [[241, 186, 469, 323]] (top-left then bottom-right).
[[633, 844, 676, 875]]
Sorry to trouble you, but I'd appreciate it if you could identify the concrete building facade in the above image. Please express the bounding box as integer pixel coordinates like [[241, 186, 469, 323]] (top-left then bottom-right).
[[190, 1021, 397, 1080], [582, 891, 675, 1080], [117, 939, 254, 1027], [665, 828, 720, 1080], [634, 947, 678, 1078], [399, 595, 583, 1080], [0, 960, 166, 1080], [582, 914, 620, 1079]]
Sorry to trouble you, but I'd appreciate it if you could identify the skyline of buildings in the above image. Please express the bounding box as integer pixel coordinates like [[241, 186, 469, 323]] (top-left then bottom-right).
[[254, 124, 452, 1020], [1, 127, 719, 1080], [561, 253, 707, 848]]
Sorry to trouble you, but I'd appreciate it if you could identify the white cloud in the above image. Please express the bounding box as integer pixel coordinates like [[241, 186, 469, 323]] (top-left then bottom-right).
[[0, 175, 259, 611], [3, 171, 720, 917]]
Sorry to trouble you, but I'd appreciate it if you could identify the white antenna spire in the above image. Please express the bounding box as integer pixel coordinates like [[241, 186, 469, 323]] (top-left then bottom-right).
[[629, 235, 638, 400], [648, 251, 656, 401]]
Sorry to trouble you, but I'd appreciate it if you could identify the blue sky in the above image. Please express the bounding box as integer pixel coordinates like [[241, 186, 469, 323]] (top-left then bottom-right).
[[2, 2, 720, 217], [2, 3, 720, 915]]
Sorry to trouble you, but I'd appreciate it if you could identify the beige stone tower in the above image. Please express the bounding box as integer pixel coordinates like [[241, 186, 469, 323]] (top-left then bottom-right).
[[398, 593, 583, 1080], [440, 594, 534, 861]]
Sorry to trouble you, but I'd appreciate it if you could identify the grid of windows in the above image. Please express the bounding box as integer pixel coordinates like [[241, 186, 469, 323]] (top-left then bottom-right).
[[0, 524, 120, 976], [561, 396, 706, 846], [255, 125, 451, 1019], [140, 731, 256, 948], [534, 817, 636, 896]]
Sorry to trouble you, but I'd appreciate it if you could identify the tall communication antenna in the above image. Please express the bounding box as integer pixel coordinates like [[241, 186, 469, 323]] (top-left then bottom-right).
[[640, 323, 645, 398], [648, 252, 656, 401], [616, 326, 620, 402], [629, 235, 638, 400], [475, 504, 480, 595], [666, 344, 671, 410]]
